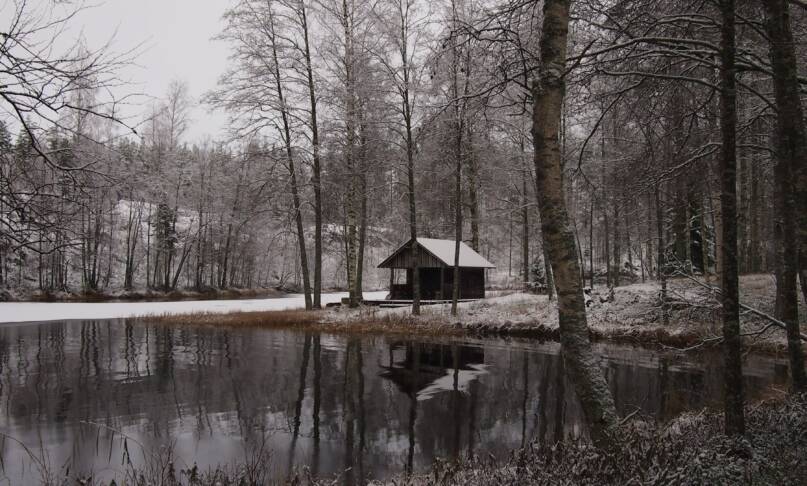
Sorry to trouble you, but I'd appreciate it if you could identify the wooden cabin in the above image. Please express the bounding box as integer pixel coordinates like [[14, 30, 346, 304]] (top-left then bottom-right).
[[378, 238, 495, 300]]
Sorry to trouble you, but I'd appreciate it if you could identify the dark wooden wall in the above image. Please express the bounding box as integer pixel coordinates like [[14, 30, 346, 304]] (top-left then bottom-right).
[[442, 268, 485, 299], [390, 267, 486, 299], [379, 245, 444, 268]]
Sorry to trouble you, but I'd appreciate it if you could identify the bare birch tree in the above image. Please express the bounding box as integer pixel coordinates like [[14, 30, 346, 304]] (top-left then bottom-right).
[[531, 0, 617, 448]]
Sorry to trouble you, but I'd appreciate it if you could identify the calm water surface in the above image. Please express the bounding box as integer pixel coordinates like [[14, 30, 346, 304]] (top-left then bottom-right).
[[0, 319, 788, 484]]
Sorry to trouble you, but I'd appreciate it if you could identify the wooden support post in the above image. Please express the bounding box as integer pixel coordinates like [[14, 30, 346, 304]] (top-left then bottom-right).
[[458, 268, 463, 300], [482, 270, 486, 298], [440, 267, 445, 300]]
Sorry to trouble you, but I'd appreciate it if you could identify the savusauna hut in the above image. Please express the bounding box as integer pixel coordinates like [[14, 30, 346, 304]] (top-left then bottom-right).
[[378, 238, 495, 301]]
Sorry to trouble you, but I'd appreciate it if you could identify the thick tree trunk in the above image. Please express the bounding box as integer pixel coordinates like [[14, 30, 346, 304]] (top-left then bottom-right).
[[342, 0, 359, 309], [531, 0, 617, 449], [195, 184, 205, 290], [718, 0, 745, 435], [655, 186, 667, 318], [145, 204, 152, 288], [269, 15, 312, 309], [603, 203, 611, 287], [170, 241, 193, 291], [450, 0, 464, 317], [300, 2, 323, 309], [355, 117, 369, 301], [589, 196, 595, 287], [684, 192, 693, 273], [451, 125, 463, 316], [625, 207, 632, 274], [405, 94, 420, 315], [467, 126, 481, 252], [522, 154, 530, 288], [395, 0, 421, 315], [613, 203, 621, 287], [355, 189, 367, 300], [124, 200, 141, 290], [645, 194, 654, 278], [345, 149, 358, 309], [763, 0, 807, 392], [672, 185, 689, 269], [220, 223, 233, 289]]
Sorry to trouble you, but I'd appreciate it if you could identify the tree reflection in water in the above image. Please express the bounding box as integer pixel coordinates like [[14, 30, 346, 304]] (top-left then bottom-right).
[[0, 320, 789, 484]]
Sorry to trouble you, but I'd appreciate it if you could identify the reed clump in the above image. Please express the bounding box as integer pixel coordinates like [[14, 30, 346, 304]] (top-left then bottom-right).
[[364, 393, 807, 486], [144, 309, 324, 328], [140, 309, 466, 337]]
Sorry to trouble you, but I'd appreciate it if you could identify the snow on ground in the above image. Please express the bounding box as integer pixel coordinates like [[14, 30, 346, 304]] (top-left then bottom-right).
[[327, 275, 805, 350], [326, 291, 545, 328], [0, 291, 389, 324]]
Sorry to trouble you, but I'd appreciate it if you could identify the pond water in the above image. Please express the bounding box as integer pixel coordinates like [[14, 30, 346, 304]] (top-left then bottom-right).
[[0, 320, 789, 484]]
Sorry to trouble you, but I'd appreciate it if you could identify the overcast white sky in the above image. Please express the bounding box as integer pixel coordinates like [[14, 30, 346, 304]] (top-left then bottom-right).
[[75, 0, 233, 142]]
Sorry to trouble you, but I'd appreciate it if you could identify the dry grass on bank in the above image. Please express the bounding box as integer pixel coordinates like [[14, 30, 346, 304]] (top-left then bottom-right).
[[141, 308, 466, 337], [144, 309, 325, 328], [137, 302, 732, 351]]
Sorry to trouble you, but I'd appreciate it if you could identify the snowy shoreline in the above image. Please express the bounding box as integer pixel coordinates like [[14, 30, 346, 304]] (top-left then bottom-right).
[[323, 274, 806, 353], [0, 291, 388, 324], [5, 275, 800, 355]]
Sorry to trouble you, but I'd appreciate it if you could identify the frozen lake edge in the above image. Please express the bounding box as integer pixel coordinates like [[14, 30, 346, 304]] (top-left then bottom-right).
[[0, 291, 389, 324]]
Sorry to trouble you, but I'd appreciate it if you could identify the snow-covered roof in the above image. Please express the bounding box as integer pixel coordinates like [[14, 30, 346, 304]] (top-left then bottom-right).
[[378, 237, 495, 268], [417, 238, 495, 268]]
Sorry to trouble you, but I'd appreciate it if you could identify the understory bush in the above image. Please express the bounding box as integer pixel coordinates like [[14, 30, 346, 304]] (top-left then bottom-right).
[[396, 393, 807, 486]]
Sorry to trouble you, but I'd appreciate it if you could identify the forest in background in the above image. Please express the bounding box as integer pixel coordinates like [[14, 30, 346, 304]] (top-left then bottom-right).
[[0, 0, 805, 305]]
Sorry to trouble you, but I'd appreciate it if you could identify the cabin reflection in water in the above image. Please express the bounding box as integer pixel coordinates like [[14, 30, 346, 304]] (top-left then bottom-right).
[[379, 342, 486, 400]]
